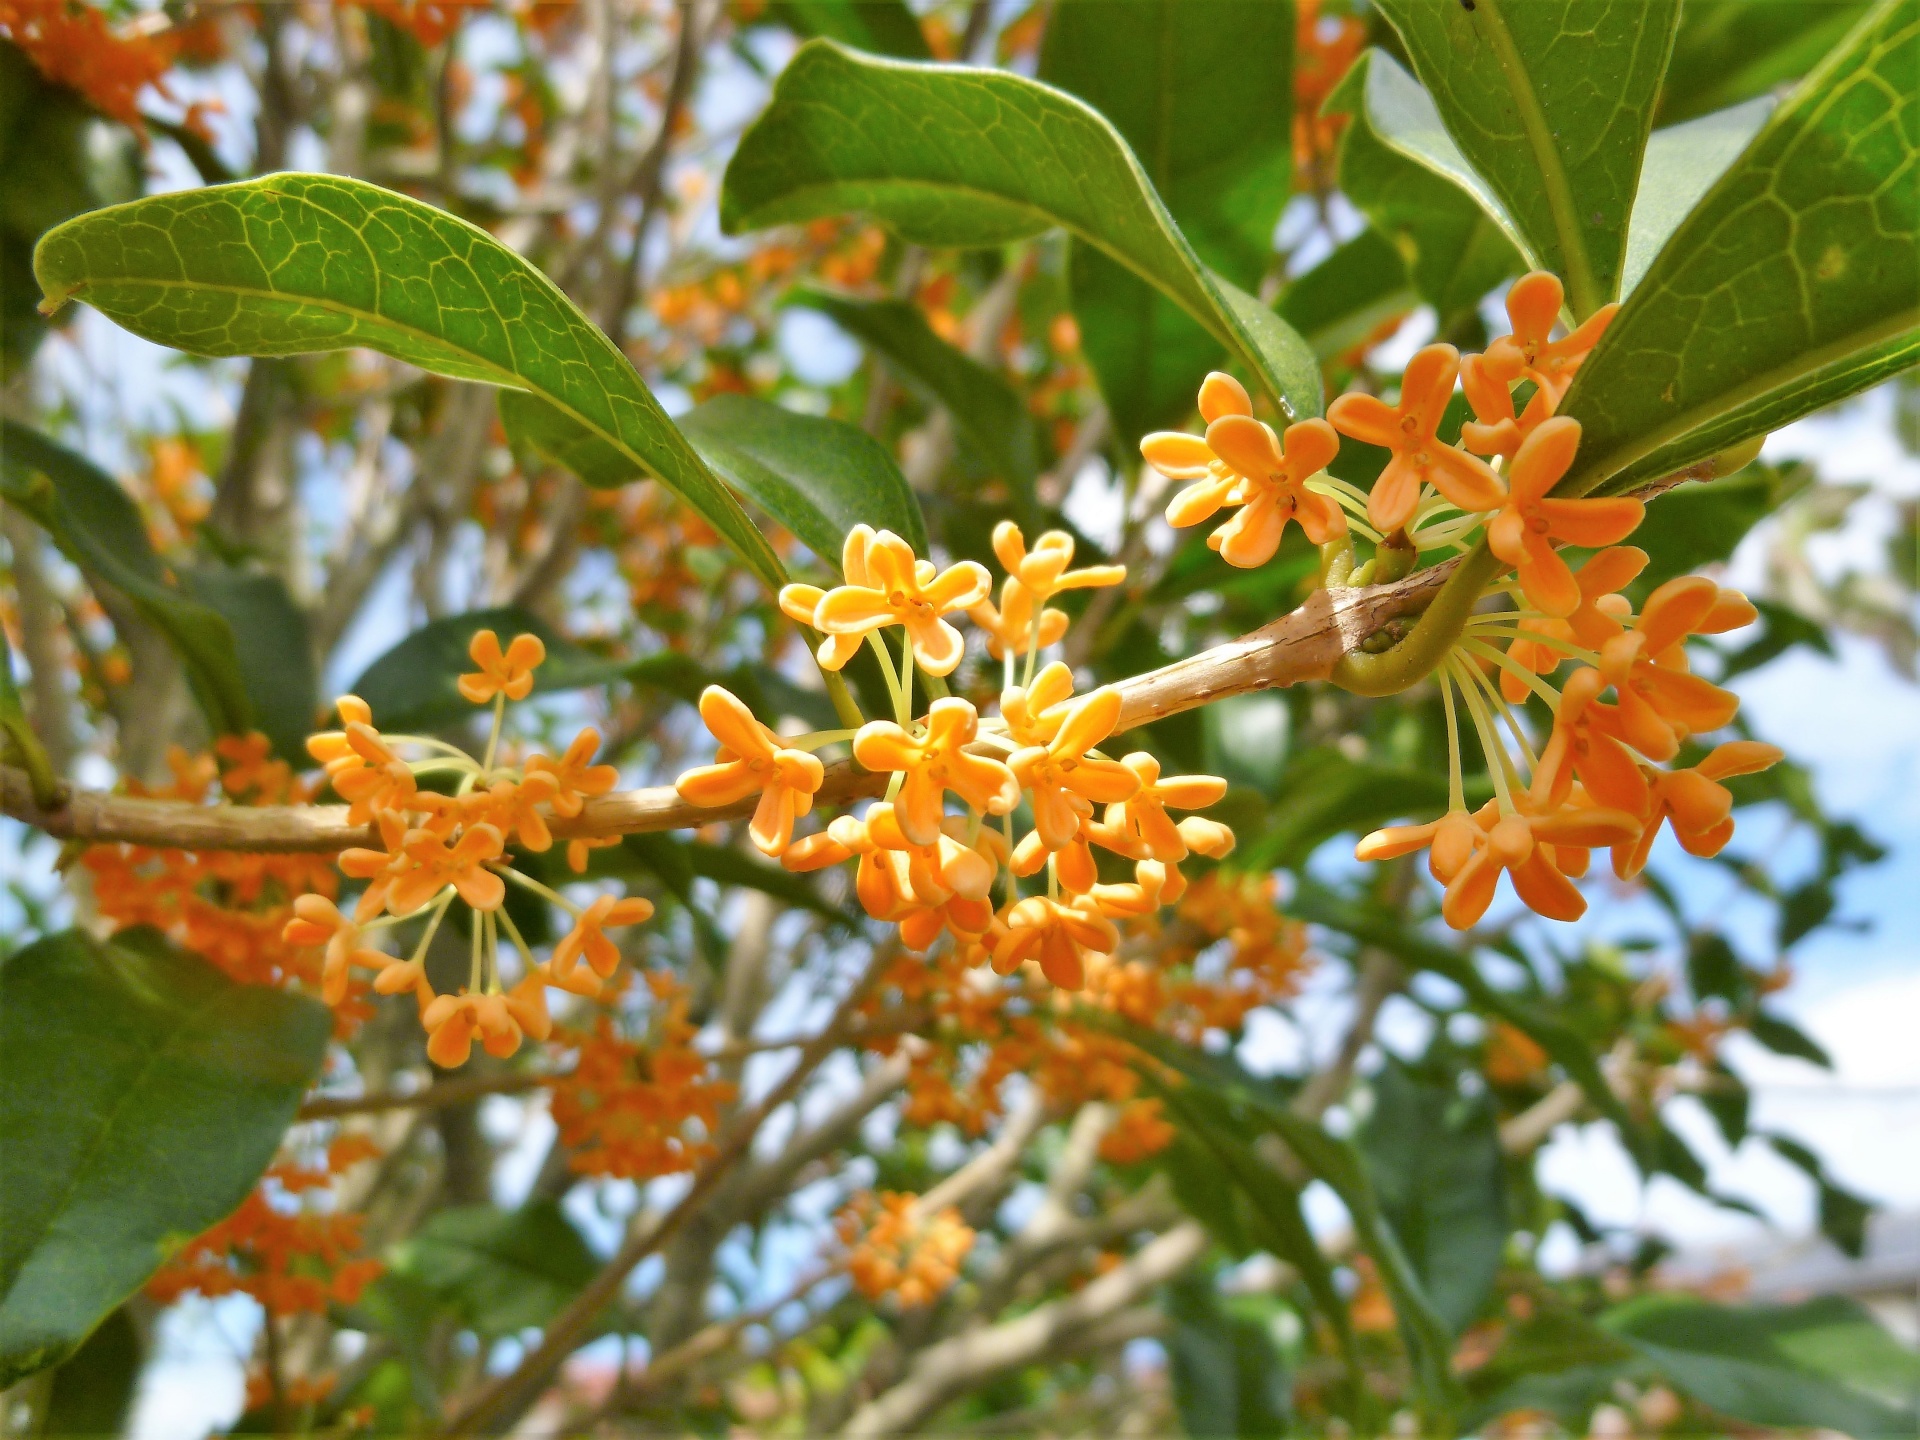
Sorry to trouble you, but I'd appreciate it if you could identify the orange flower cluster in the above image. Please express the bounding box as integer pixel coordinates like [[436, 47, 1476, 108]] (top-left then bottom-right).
[[649, 221, 884, 346], [838, 1191, 976, 1308], [284, 630, 651, 1067], [548, 972, 734, 1180], [0, 0, 183, 130], [676, 523, 1235, 994], [1293, 0, 1368, 181], [585, 482, 723, 629], [147, 1137, 385, 1317], [83, 736, 348, 1006]]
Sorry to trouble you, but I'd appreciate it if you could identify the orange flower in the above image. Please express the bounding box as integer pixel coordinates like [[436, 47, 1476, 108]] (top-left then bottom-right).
[[282, 895, 390, 1006], [421, 991, 524, 1068], [968, 577, 1068, 660], [991, 894, 1119, 990], [998, 661, 1078, 747], [811, 530, 990, 676], [1097, 753, 1229, 862], [527, 727, 619, 817], [456, 629, 546, 705], [461, 773, 559, 852], [1597, 578, 1742, 761], [989, 521, 1125, 604], [1327, 344, 1503, 533], [779, 525, 876, 670], [1481, 271, 1618, 403], [326, 722, 417, 825], [387, 823, 507, 916], [1612, 740, 1782, 880], [852, 698, 1019, 846], [1485, 417, 1644, 617], [1460, 350, 1557, 462], [1143, 371, 1261, 511], [552, 893, 656, 985], [1008, 687, 1140, 851], [840, 1192, 976, 1308], [1530, 667, 1649, 817], [1500, 545, 1644, 701], [675, 686, 825, 856]]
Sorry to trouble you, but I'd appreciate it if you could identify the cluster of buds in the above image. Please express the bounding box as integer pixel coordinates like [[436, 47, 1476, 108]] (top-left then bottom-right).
[[1140, 270, 1779, 928], [676, 523, 1236, 990], [838, 1191, 977, 1308], [284, 631, 651, 1067]]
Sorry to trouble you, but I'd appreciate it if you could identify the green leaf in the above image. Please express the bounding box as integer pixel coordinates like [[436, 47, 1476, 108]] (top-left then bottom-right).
[[0, 624, 55, 806], [32, 173, 787, 592], [678, 393, 931, 565], [1766, 1133, 1873, 1258], [1241, 746, 1454, 870], [1622, 97, 1776, 298], [765, 0, 930, 60], [1627, 460, 1813, 591], [1748, 1009, 1832, 1068], [1464, 1304, 1638, 1424], [0, 420, 252, 740], [1658, 0, 1873, 126], [1603, 1293, 1920, 1434], [720, 41, 1322, 422], [1560, 2, 1920, 499], [1358, 1062, 1506, 1335], [348, 606, 699, 734], [388, 1201, 598, 1338], [1165, 1276, 1293, 1440], [788, 287, 1038, 517], [1371, 0, 1682, 316], [1037, 0, 1293, 440], [42, 1305, 141, 1440], [0, 928, 329, 1384], [1275, 229, 1418, 363], [181, 565, 319, 761], [1326, 54, 1524, 325]]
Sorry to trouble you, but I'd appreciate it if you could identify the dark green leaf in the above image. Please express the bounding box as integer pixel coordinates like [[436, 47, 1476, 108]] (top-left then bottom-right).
[[1658, 0, 1873, 126], [1623, 98, 1775, 298], [1327, 54, 1523, 324], [1359, 1062, 1507, 1335], [790, 287, 1037, 516], [1165, 1275, 1293, 1440], [388, 1201, 598, 1337], [0, 625, 55, 806], [1038, 0, 1293, 440], [679, 392, 930, 565], [1372, 0, 1682, 316], [720, 41, 1322, 421], [0, 929, 328, 1384], [1561, 3, 1920, 499], [1463, 1304, 1638, 1424], [1242, 746, 1453, 870], [1275, 229, 1418, 363], [1629, 460, 1814, 590], [43, 1304, 141, 1439], [766, 0, 930, 59], [33, 173, 787, 591], [181, 565, 318, 760], [1716, 598, 1835, 682], [348, 606, 701, 734], [1603, 1293, 1920, 1434], [1766, 1132, 1873, 1258], [1749, 1009, 1832, 1068], [1, 419, 252, 738]]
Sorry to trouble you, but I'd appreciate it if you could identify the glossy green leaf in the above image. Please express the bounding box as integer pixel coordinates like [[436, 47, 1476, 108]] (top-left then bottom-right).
[[1561, 2, 1920, 499], [1372, 0, 1682, 317], [1038, 0, 1293, 440], [0, 928, 328, 1384], [1327, 54, 1523, 324], [1604, 1293, 1920, 1434], [1658, 0, 1873, 126], [32, 173, 787, 592], [42, 1305, 141, 1439], [1358, 1063, 1506, 1335], [181, 565, 318, 761], [1622, 97, 1775, 298], [348, 606, 700, 734], [720, 41, 1322, 421], [1275, 229, 1417, 362], [766, 0, 930, 59], [789, 287, 1038, 516], [388, 1201, 598, 1338], [678, 392, 930, 564], [0, 420, 252, 739]]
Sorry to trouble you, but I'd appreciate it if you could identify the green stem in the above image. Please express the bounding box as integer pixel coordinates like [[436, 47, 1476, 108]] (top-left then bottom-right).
[[866, 631, 907, 722], [497, 862, 585, 918], [820, 663, 866, 731], [1331, 543, 1507, 697]]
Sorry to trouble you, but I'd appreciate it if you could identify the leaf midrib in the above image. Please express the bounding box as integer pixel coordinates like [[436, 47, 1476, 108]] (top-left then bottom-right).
[[1475, 0, 1601, 318], [1565, 305, 1920, 496]]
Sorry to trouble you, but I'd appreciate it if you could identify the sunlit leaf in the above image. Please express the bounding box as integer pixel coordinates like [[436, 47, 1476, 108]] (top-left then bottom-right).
[[1622, 97, 1775, 298]]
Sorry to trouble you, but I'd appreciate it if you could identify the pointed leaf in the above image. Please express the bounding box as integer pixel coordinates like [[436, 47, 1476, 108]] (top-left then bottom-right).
[[32, 174, 787, 591], [1658, 0, 1873, 126], [720, 41, 1321, 421], [1372, 0, 1682, 316], [766, 0, 930, 59], [181, 565, 318, 761], [388, 1201, 598, 1338], [1561, 2, 1920, 499], [1275, 229, 1418, 363], [0, 929, 328, 1384], [1622, 97, 1776, 298]]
